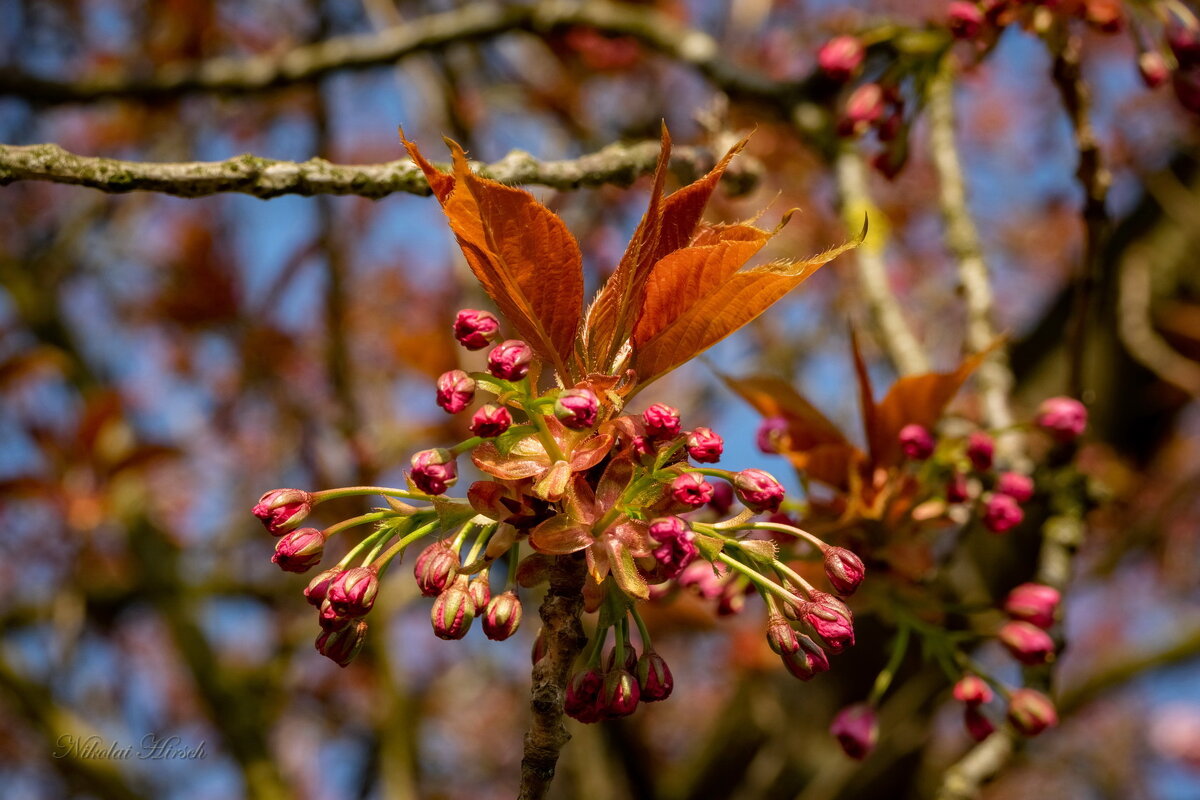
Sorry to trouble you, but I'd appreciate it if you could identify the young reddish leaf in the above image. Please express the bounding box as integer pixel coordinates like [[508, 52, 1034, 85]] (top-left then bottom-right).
[[399, 126, 454, 202], [850, 329, 885, 468], [784, 444, 863, 491], [399, 134, 584, 378], [529, 515, 594, 555], [632, 236, 859, 387], [719, 374, 849, 452]]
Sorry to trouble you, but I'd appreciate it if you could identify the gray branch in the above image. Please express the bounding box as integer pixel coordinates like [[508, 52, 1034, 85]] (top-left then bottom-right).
[[0, 140, 757, 199]]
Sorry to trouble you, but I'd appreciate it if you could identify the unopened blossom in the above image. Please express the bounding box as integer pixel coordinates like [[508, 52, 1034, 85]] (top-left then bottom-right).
[[453, 308, 500, 350], [318, 599, 349, 632], [757, 416, 789, 454], [732, 468, 785, 513], [965, 706, 996, 741], [482, 591, 522, 641], [996, 472, 1034, 503], [686, 427, 724, 463], [555, 388, 600, 430], [801, 591, 856, 653], [564, 669, 604, 723], [252, 488, 313, 535], [830, 704, 878, 760], [953, 675, 994, 706], [643, 402, 682, 439], [637, 651, 673, 702], [1138, 51, 1170, 88], [823, 546, 866, 596], [271, 527, 326, 573], [898, 424, 935, 460], [817, 35, 864, 82], [966, 431, 994, 472], [413, 540, 460, 597], [467, 574, 491, 613], [1003, 583, 1060, 629], [648, 516, 698, 578], [948, 1, 985, 39], [304, 568, 340, 607], [487, 339, 533, 381], [839, 83, 885, 137], [1035, 396, 1088, 442], [1007, 688, 1058, 737], [982, 493, 1023, 533], [436, 369, 476, 414], [767, 614, 801, 655], [411, 448, 458, 495], [328, 566, 379, 617], [601, 669, 640, 718], [998, 620, 1056, 665], [431, 577, 475, 640], [670, 473, 714, 507], [470, 404, 512, 438], [781, 634, 831, 681], [946, 471, 970, 503], [315, 619, 367, 667]]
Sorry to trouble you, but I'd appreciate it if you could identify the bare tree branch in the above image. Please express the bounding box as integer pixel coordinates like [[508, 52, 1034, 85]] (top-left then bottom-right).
[[0, 140, 757, 199]]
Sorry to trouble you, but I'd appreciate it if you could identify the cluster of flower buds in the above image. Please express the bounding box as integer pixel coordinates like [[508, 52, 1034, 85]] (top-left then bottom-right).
[[950, 673, 1057, 741], [997, 582, 1060, 665]]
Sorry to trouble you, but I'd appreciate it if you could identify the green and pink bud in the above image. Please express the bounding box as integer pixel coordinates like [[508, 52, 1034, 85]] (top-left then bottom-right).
[[643, 402, 682, 439], [982, 493, 1023, 533], [271, 527, 326, 573], [898, 424, 935, 460], [686, 427, 724, 463], [453, 308, 500, 350], [431, 577, 475, 640], [964, 706, 996, 741], [414, 540, 460, 597], [839, 83, 885, 137], [830, 703, 878, 760], [318, 598, 350, 632], [637, 651, 673, 702], [781, 634, 830, 681], [487, 339, 533, 381], [998, 620, 1056, 665], [410, 448, 458, 495], [304, 568, 341, 606], [953, 675, 994, 706], [252, 488, 313, 535], [315, 618, 368, 667], [670, 473, 714, 507], [470, 404, 512, 438], [732, 468, 785, 513], [554, 388, 600, 430], [328, 566, 379, 617], [1138, 51, 1170, 89], [817, 35, 864, 82], [1007, 688, 1058, 737], [600, 669, 641, 718], [801, 591, 856, 654], [467, 574, 491, 613], [767, 614, 801, 655], [823, 546, 866, 596], [436, 369, 476, 414], [564, 669, 603, 723], [1035, 396, 1087, 442], [1003, 583, 1060, 629], [482, 591, 522, 641]]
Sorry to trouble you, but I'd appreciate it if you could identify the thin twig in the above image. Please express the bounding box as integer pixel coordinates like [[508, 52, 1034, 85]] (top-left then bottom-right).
[[834, 144, 930, 376], [1117, 247, 1200, 397], [0, 139, 756, 199]]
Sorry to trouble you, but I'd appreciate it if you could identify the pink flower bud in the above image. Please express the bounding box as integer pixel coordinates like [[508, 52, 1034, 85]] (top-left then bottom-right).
[[271, 527, 326, 573], [817, 35, 865, 82], [824, 546, 866, 596], [1035, 396, 1087, 442], [554, 388, 600, 430], [413, 540, 460, 597], [996, 472, 1034, 503], [709, 480, 735, 514], [757, 416, 789, 454], [252, 488, 313, 535], [631, 435, 654, 462], [487, 339, 533, 381], [998, 620, 1056, 665], [953, 675, 994, 706], [410, 448, 458, 495], [328, 566, 379, 617], [470, 404, 512, 438], [565, 669, 604, 723], [467, 574, 491, 614], [304, 568, 340, 606], [637, 651, 674, 702], [601, 669, 641, 718], [1007, 688, 1058, 737], [686, 427, 724, 463], [453, 308, 500, 350], [670, 473, 714, 507], [946, 471, 970, 503], [1003, 583, 1060, 629], [315, 618, 368, 667], [1168, 22, 1200, 68], [648, 516, 699, 579], [948, 1, 986, 39], [318, 599, 350, 632], [780, 634, 830, 680], [436, 369, 476, 414], [801, 591, 856, 654], [1138, 51, 1170, 88], [839, 83, 885, 137], [898, 424, 935, 460], [732, 468, 785, 513], [965, 706, 996, 741], [605, 642, 639, 673], [482, 591, 522, 641], [966, 431, 994, 471], [642, 402, 682, 439], [830, 704, 878, 760], [982, 493, 1023, 533], [767, 613, 801, 655], [431, 577, 475, 640]]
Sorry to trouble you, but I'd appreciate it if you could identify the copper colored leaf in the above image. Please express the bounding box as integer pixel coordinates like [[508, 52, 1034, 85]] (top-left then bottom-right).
[[529, 515, 594, 555], [850, 329, 885, 467], [471, 441, 547, 480], [784, 444, 862, 490], [606, 541, 650, 600], [719, 373, 849, 452]]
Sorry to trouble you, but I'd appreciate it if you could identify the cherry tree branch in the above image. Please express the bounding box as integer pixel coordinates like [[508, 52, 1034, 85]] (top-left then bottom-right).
[[0, 140, 756, 199]]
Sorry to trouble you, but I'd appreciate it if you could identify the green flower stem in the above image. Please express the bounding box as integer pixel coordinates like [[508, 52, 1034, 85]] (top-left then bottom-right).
[[770, 559, 817, 595], [465, 523, 497, 564], [614, 618, 628, 668], [687, 467, 733, 481], [450, 437, 484, 457], [747, 521, 828, 553], [313, 487, 422, 503], [451, 522, 475, 553], [716, 552, 796, 606], [630, 604, 652, 651], [524, 400, 567, 462], [323, 510, 393, 538], [365, 518, 412, 563], [505, 541, 520, 590], [338, 523, 398, 569], [374, 520, 441, 574], [653, 439, 687, 470], [868, 623, 911, 705]]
